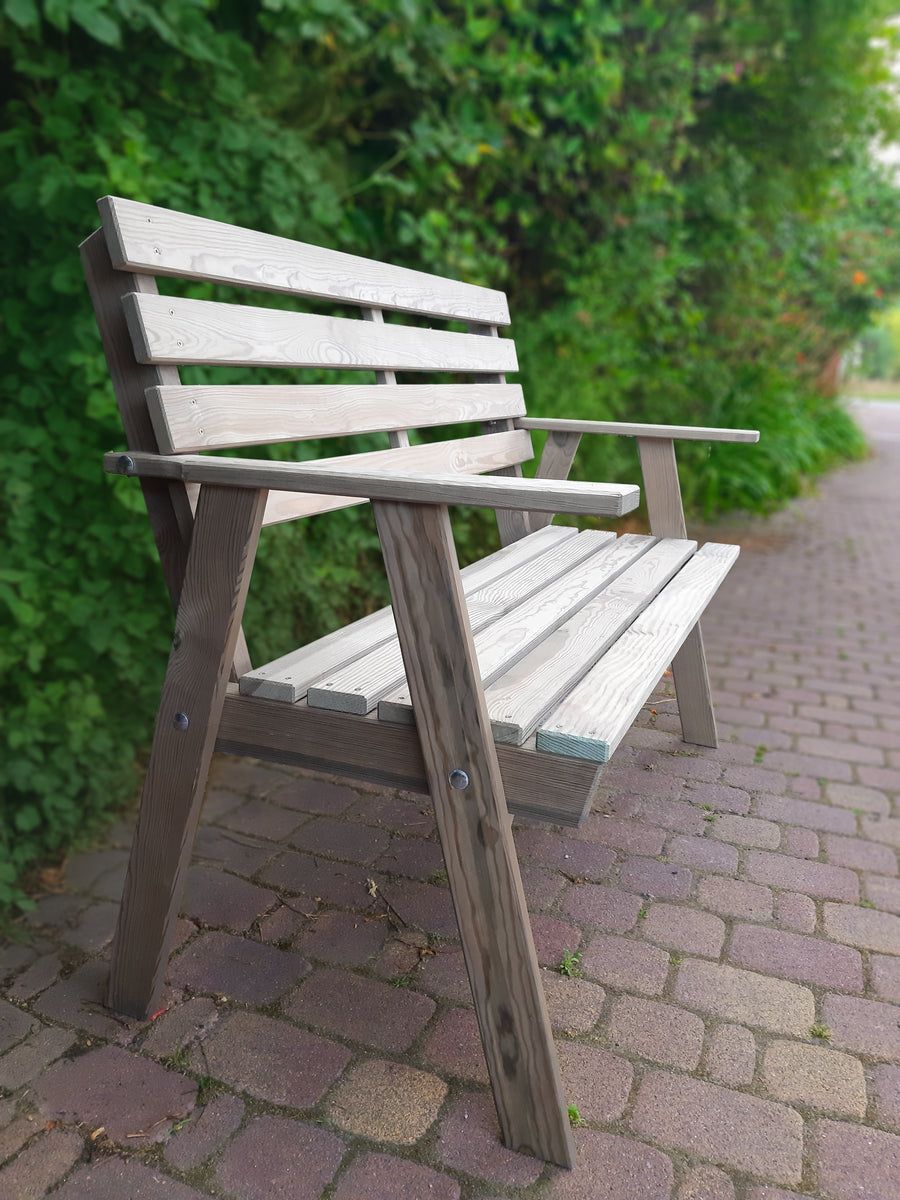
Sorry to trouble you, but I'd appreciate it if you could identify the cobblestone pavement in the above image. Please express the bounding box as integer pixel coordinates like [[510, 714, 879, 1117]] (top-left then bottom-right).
[[2, 402, 899, 1200]]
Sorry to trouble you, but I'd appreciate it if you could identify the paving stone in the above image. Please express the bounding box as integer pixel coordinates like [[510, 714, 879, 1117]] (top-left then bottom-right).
[[376, 836, 444, 881], [606, 994, 704, 1070], [761, 750, 852, 782], [269, 775, 360, 815], [164, 1092, 245, 1169], [0, 1025, 76, 1091], [557, 1040, 634, 1123], [521, 864, 568, 910], [822, 994, 900, 1061], [0, 1129, 84, 1200], [824, 834, 897, 875], [761, 1039, 866, 1117], [207, 756, 288, 798], [0, 999, 36, 1051], [295, 908, 391, 965], [667, 835, 738, 874], [872, 1063, 900, 1132], [384, 880, 459, 938], [619, 856, 693, 900], [632, 1069, 802, 1183], [547, 1128, 674, 1200], [697, 876, 773, 921], [216, 1114, 345, 1200], [167, 929, 310, 1004], [422, 1007, 488, 1083], [182, 865, 276, 931], [755, 795, 857, 834], [290, 815, 392, 863], [257, 850, 378, 907], [32, 961, 131, 1039], [641, 902, 726, 958], [744, 851, 859, 902], [581, 933, 671, 995], [0, 942, 37, 982], [577, 814, 666, 856], [826, 782, 891, 815], [863, 873, 900, 913], [141, 996, 219, 1058], [34, 1045, 195, 1144], [721, 764, 789, 793], [561, 883, 643, 932], [780, 826, 820, 859], [872, 954, 900, 1003], [417, 946, 471, 1003], [711, 815, 780, 849], [191, 824, 278, 878], [683, 782, 751, 815], [435, 1091, 543, 1186], [541, 971, 607, 1036], [705, 1023, 756, 1086], [286, 967, 435, 1052], [65, 847, 128, 892], [531, 914, 583, 967], [330, 1059, 447, 1145], [813, 1118, 900, 1200], [6, 953, 63, 1001], [823, 901, 900, 954], [0, 1115, 35, 1165], [745, 1189, 811, 1200], [775, 892, 817, 933], [677, 1164, 735, 1200], [513, 829, 617, 880], [861, 815, 900, 849], [331, 1152, 461, 1200], [61, 900, 119, 952], [198, 1010, 350, 1106], [728, 924, 864, 992], [632, 796, 708, 835], [220, 796, 308, 841], [674, 960, 815, 1036]]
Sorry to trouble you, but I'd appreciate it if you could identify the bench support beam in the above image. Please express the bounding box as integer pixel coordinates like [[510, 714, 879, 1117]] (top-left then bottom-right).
[[637, 437, 717, 747], [372, 499, 576, 1169], [107, 484, 267, 1017]]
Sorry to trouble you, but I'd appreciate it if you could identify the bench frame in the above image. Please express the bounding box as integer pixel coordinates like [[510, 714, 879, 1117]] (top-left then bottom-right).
[[82, 198, 757, 1169]]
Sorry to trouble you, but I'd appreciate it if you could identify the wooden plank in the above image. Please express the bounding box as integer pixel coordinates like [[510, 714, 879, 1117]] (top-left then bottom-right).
[[518, 417, 760, 443], [528, 430, 583, 533], [105, 449, 642, 517], [486, 538, 697, 745], [310, 530, 616, 714], [217, 688, 602, 826], [107, 484, 268, 1017], [363, 307, 407, 448], [638, 436, 717, 748], [240, 524, 575, 701], [536, 542, 739, 762], [371, 498, 575, 1166], [148, 382, 527, 455], [123, 292, 518, 373], [378, 533, 656, 724], [101, 195, 511, 324]]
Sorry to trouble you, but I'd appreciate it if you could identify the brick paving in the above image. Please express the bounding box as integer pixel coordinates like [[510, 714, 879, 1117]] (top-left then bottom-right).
[[1, 401, 899, 1198]]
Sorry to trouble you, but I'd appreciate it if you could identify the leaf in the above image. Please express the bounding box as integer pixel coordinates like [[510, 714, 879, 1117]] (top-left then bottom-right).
[[3, 0, 39, 29], [70, 0, 122, 46]]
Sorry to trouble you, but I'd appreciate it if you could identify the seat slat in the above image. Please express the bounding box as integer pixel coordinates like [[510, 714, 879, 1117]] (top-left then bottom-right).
[[148, 382, 527, 454], [378, 533, 658, 724], [124, 292, 518, 373], [485, 538, 698, 746], [536, 542, 740, 762], [239, 524, 576, 701], [308, 530, 617, 715], [101, 196, 510, 324]]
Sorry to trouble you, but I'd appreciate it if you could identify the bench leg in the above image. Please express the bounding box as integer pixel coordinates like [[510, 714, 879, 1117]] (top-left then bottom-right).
[[107, 484, 267, 1017], [637, 436, 717, 748], [373, 499, 576, 1169]]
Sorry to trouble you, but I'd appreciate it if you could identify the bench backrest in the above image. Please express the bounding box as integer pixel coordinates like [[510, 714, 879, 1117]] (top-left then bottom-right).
[[86, 197, 532, 532]]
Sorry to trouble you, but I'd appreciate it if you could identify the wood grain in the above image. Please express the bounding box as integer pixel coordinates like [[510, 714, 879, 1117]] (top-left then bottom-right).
[[518, 417, 760, 442], [528, 429, 583, 532], [101, 195, 511, 324]]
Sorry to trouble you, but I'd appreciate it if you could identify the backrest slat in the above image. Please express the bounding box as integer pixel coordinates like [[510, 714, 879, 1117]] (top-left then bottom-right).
[[124, 292, 518, 373], [101, 196, 510, 324], [148, 383, 527, 454]]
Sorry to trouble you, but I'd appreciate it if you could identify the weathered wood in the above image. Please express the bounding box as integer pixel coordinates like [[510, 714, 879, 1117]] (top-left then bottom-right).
[[123, 292, 519, 374], [528, 430, 583, 532], [217, 688, 602, 827], [362, 307, 408, 447], [107, 484, 267, 1016], [638, 436, 717, 747], [537, 543, 739, 762], [101, 195, 511, 323], [311, 529, 614, 714], [518, 417, 760, 443], [240, 525, 575, 702], [105, 449, 641, 516], [371, 499, 575, 1167]]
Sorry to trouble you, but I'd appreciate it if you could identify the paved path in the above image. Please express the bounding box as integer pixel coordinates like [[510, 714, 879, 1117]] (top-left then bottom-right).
[[1, 403, 899, 1200]]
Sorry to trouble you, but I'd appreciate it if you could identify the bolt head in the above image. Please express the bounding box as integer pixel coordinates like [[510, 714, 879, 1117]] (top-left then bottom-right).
[[173, 712, 189, 731], [448, 769, 469, 791]]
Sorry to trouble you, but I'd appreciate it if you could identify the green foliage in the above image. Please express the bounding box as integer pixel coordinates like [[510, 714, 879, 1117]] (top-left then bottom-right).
[[2, 0, 899, 911]]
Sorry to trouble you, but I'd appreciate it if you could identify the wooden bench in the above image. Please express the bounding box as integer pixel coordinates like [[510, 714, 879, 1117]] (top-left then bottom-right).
[[81, 196, 758, 1168]]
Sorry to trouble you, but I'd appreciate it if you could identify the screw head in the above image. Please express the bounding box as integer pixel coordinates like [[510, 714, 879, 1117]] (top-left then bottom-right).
[[173, 712, 189, 731], [117, 454, 135, 475], [448, 769, 469, 791]]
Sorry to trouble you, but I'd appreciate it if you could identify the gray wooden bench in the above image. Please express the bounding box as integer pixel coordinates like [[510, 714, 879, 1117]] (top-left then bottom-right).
[[81, 196, 758, 1168]]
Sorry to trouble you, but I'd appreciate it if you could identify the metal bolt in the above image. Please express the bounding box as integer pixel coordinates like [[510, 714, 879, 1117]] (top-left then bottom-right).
[[117, 454, 135, 475], [448, 769, 469, 791], [172, 633, 181, 650], [173, 712, 189, 731]]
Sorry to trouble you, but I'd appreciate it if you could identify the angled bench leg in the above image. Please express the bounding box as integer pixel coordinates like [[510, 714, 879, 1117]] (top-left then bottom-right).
[[107, 484, 268, 1018], [637, 437, 717, 747], [373, 499, 576, 1169]]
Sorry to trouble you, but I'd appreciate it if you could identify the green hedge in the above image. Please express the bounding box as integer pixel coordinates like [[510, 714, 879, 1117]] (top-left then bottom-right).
[[2, 0, 899, 911]]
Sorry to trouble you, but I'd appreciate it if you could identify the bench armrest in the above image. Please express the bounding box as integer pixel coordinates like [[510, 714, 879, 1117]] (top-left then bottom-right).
[[104, 450, 640, 518], [517, 418, 759, 443]]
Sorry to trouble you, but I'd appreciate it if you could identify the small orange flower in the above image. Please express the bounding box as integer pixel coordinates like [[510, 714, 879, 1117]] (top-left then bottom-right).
[[852, 270, 867, 285]]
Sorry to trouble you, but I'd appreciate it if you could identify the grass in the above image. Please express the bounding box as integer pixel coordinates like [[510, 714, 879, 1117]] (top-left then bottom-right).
[[809, 1023, 832, 1040], [558, 949, 583, 978], [568, 1103, 585, 1127]]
